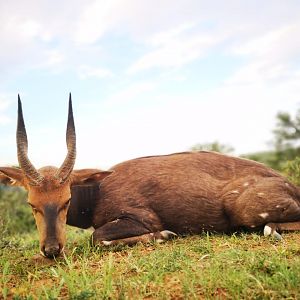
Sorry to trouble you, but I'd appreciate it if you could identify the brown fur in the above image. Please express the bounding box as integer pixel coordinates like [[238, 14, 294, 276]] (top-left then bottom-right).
[[2, 96, 300, 256], [0, 165, 111, 257], [1, 151, 300, 256], [92, 151, 300, 235]]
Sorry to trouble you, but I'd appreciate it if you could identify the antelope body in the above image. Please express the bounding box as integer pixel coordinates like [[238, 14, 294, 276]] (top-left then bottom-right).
[[1, 95, 300, 258]]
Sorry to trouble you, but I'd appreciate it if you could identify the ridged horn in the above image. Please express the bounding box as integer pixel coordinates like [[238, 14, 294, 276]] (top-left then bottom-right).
[[55, 93, 76, 183], [17, 95, 44, 185]]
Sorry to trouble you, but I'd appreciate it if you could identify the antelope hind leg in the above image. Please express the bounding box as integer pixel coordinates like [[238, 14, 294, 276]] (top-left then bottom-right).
[[264, 221, 300, 240], [92, 217, 177, 246]]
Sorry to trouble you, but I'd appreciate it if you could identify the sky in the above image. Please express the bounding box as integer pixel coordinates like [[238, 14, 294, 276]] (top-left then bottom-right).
[[0, 0, 300, 170]]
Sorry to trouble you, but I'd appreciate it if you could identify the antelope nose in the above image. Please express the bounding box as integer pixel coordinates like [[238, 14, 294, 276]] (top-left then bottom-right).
[[43, 244, 62, 258]]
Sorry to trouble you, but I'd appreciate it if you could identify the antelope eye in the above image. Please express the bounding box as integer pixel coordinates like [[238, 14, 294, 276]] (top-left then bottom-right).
[[63, 199, 70, 209]]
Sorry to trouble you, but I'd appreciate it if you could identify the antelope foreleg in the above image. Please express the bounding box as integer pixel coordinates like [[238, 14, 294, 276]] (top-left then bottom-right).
[[92, 217, 176, 246], [100, 230, 177, 246]]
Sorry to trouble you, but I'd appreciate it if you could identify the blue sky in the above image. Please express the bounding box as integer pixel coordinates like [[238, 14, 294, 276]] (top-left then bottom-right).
[[1, 0, 300, 169]]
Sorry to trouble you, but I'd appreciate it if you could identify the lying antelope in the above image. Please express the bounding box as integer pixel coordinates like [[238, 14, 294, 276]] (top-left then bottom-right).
[[1, 95, 300, 258]]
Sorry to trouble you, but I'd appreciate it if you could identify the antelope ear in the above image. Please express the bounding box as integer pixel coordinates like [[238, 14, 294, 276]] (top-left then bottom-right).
[[71, 169, 113, 185], [0, 167, 25, 186]]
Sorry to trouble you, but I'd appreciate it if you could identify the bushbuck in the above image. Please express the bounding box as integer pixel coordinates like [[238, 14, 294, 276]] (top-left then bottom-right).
[[1, 95, 300, 258]]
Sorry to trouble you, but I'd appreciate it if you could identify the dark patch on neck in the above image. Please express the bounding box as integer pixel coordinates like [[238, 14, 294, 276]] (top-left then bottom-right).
[[44, 204, 58, 239], [67, 184, 99, 228]]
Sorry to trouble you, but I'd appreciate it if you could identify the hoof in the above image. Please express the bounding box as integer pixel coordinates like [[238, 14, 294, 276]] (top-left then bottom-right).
[[273, 231, 283, 241], [263, 224, 282, 240], [263, 225, 272, 237], [160, 230, 178, 239], [101, 240, 113, 246]]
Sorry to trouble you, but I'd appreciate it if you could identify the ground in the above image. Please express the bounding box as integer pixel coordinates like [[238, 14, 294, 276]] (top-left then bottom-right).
[[1, 227, 300, 299]]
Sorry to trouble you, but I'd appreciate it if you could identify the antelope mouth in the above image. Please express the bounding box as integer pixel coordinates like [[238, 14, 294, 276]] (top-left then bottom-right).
[[41, 244, 64, 259]]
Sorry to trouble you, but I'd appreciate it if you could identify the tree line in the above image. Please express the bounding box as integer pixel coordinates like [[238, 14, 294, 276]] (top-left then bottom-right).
[[190, 108, 300, 184]]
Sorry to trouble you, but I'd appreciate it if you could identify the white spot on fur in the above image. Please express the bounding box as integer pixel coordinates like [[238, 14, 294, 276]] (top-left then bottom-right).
[[110, 219, 120, 224], [264, 225, 272, 236], [102, 240, 112, 246], [259, 212, 269, 219], [276, 205, 281, 208], [257, 192, 265, 197], [230, 190, 239, 194], [243, 182, 249, 187], [285, 182, 289, 187], [250, 225, 256, 228]]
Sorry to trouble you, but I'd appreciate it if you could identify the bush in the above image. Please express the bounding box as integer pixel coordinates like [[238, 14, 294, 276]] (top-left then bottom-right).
[[0, 185, 34, 238], [282, 157, 300, 186]]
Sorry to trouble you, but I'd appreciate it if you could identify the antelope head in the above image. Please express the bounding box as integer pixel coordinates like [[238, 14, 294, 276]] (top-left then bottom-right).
[[0, 95, 111, 258]]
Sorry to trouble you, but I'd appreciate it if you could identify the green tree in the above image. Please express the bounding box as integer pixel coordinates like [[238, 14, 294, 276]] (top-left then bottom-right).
[[242, 151, 280, 170], [273, 109, 300, 170], [274, 110, 300, 145], [243, 109, 300, 172], [190, 141, 234, 154]]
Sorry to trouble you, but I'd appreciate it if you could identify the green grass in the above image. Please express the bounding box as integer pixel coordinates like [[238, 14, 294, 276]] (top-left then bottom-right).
[[1, 228, 300, 299], [1, 188, 300, 299]]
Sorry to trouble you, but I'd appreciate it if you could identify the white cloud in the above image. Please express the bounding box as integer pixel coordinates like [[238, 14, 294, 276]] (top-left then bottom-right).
[[46, 50, 64, 65], [1, 0, 300, 169], [1, 0, 299, 78], [101, 80, 157, 110], [0, 0, 86, 77], [127, 25, 224, 74], [147, 23, 197, 47], [0, 95, 13, 125], [70, 66, 300, 169], [74, 0, 124, 44], [123, 4, 300, 74], [19, 19, 41, 38], [73, 0, 196, 44], [77, 65, 114, 79], [227, 23, 300, 86], [232, 24, 300, 59]]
